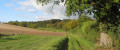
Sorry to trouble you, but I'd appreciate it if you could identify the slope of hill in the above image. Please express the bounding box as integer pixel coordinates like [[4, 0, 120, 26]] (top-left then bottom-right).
[[0, 23, 66, 36]]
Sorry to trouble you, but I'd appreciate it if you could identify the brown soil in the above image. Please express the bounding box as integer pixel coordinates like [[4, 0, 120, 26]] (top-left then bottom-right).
[[0, 23, 66, 36]]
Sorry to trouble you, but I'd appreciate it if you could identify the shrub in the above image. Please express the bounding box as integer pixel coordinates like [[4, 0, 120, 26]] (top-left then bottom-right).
[[63, 20, 78, 31]]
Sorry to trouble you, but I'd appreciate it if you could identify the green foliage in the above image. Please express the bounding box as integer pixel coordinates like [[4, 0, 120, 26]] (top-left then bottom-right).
[[78, 14, 91, 26], [70, 20, 99, 44], [107, 24, 120, 49], [37, 28, 65, 32], [8, 19, 62, 28], [19, 22, 27, 27], [8, 21, 18, 25], [36, 0, 120, 28], [67, 20, 78, 30], [63, 20, 78, 31], [57, 21, 63, 29], [37, 0, 60, 5], [46, 24, 53, 28], [37, 0, 120, 27], [8, 19, 72, 31]]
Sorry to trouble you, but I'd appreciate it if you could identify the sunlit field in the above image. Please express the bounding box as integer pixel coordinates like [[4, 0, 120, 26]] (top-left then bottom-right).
[[0, 34, 67, 50]]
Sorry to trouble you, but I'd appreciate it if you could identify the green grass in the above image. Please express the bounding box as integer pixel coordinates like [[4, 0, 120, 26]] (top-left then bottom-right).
[[68, 33, 95, 50], [37, 28, 65, 32], [67, 21, 99, 50], [0, 34, 67, 50]]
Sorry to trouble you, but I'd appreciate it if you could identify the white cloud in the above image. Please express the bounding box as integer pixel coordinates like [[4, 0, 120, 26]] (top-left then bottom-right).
[[15, 7, 26, 10], [16, 0, 78, 21], [12, 0, 18, 2], [17, 0, 54, 11], [43, 12, 48, 15], [35, 16, 52, 21], [5, 4, 13, 7], [18, 15, 31, 18], [35, 15, 70, 21], [27, 9, 36, 13]]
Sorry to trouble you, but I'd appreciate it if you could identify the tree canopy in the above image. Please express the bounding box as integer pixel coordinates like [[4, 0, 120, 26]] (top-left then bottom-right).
[[37, 0, 120, 31]]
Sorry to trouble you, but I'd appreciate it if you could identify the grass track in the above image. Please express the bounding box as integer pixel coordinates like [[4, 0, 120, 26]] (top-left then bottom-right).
[[68, 33, 95, 50]]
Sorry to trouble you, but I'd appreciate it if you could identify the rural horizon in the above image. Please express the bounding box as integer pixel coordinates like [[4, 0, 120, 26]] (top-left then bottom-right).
[[0, 0, 120, 50]]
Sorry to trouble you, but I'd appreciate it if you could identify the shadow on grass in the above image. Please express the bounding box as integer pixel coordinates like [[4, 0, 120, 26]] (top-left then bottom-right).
[[0, 34, 25, 42], [57, 38, 68, 50], [0, 34, 11, 37]]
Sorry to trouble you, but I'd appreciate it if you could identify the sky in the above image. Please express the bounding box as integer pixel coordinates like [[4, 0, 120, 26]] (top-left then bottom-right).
[[0, 0, 93, 22]]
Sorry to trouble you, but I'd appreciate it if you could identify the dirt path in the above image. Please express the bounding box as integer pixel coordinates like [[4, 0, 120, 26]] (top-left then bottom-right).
[[0, 23, 66, 36]]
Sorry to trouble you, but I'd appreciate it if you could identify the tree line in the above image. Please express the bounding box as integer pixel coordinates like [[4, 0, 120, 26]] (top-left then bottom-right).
[[8, 15, 93, 31]]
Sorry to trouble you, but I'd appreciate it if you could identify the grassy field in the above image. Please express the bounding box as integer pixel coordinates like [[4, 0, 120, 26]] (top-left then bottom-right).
[[37, 28, 65, 32], [0, 34, 67, 50]]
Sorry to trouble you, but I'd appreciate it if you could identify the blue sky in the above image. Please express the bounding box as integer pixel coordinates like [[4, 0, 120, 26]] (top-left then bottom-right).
[[0, 0, 45, 22], [0, 0, 74, 22], [0, 0, 94, 22], [0, 0, 34, 22]]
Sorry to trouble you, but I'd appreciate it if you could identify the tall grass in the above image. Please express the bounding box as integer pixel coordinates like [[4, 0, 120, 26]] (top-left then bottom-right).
[[70, 20, 100, 43], [37, 28, 65, 32], [68, 20, 100, 50]]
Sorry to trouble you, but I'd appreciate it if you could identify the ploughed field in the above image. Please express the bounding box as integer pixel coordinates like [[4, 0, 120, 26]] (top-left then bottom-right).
[[0, 23, 66, 36]]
